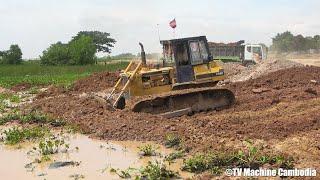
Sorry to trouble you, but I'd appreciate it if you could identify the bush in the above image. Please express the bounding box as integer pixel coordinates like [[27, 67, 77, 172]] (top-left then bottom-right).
[[40, 42, 70, 65], [40, 36, 96, 65], [0, 44, 23, 64]]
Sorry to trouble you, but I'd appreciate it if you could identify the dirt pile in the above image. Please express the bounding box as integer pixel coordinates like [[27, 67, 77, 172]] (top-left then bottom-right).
[[225, 66, 320, 111], [222, 62, 247, 78], [36, 71, 120, 99], [223, 59, 304, 82], [10, 83, 32, 92], [71, 71, 119, 93]]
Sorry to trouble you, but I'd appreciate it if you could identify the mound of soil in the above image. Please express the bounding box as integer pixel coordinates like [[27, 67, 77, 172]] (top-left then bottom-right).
[[226, 66, 320, 111], [36, 71, 120, 99], [71, 72, 119, 93], [10, 83, 32, 92], [225, 59, 303, 82], [222, 62, 247, 78]]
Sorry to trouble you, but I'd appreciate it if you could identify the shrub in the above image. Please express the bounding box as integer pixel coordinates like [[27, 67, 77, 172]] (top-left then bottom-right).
[[164, 133, 181, 148], [138, 144, 158, 156]]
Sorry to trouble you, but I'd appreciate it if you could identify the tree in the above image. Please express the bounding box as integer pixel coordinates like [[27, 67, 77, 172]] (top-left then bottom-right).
[[40, 42, 70, 65], [72, 31, 116, 53], [40, 31, 115, 65], [1, 44, 23, 64], [271, 31, 294, 52], [68, 35, 96, 65]]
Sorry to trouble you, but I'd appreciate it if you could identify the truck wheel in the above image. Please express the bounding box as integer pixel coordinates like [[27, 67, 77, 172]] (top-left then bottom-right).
[[244, 61, 255, 67]]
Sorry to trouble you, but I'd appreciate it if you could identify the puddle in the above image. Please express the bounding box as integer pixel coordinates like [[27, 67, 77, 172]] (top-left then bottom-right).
[[0, 127, 193, 179]]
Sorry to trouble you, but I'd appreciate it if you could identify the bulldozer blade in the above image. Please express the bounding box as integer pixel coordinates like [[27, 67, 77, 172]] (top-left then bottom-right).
[[132, 89, 235, 118]]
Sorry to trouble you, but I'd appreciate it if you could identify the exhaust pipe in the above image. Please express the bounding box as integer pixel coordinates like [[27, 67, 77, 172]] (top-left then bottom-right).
[[139, 42, 146, 66]]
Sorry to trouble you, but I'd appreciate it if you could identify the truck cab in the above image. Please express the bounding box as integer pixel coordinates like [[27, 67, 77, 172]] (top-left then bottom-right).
[[244, 44, 267, 66], [208, 40, 268, 67]]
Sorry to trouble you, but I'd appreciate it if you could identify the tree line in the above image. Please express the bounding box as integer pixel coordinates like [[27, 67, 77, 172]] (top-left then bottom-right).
[[0, 31, 116, 65], [271, 31, 320, 53]]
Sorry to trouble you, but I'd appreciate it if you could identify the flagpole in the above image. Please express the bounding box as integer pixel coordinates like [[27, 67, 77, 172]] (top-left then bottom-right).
[[157, 24, 161, 42], [173, 28, 175, 38]]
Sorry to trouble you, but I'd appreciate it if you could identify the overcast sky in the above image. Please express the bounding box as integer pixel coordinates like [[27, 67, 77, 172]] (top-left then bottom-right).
[[1, 0, 319, 59]]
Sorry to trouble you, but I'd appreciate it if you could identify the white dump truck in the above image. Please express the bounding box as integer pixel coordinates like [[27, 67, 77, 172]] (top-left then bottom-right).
[[208, 40, 268, 66]]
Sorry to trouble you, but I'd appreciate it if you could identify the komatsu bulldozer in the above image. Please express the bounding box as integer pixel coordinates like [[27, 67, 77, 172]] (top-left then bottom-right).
[[107, 36, 235, 118]]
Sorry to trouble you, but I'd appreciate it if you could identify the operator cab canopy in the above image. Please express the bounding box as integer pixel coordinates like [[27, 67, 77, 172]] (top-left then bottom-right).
[[160, 36, 213, 67]]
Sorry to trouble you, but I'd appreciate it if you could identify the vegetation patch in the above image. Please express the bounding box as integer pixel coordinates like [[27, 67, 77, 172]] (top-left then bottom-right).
[[37, 137, 69, 155], [111, 161, 180, 179], [0, 111, 65, 126], [0, 93, 21, 112], [138, 144, 159, 156], [0, 112, 20, 125], [164, 150, 185, 163], [1, 126, 50, 145], [0, 93, 21, 103], [182, 141, 294, 175], [110, 167, 136, 179], [164, 133, 181, 148], [138, 161, 180, 179], [0, 62, 129, 88]]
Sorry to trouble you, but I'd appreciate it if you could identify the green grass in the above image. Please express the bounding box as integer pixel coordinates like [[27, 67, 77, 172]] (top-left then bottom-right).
[[1, 126, 50, 145], [0, 111, 65, 126], [138, 161, 180, 179], [37, 137, 69, 155], [0, 93, 21, 103], [181, 141, 294, 175], [0, 62, 129, 88], [164, 150, 185, 162], [110, 161, 180, 179]]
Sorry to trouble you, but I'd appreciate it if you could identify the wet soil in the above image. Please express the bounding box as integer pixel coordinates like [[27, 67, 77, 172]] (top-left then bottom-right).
[[28, 65, 320, 173]]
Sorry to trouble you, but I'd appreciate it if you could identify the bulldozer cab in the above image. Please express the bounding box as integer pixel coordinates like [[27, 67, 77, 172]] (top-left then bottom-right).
[[161, 36, 212, 83]]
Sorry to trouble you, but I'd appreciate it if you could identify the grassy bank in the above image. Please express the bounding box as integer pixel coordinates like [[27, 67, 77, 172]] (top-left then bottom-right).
[[0, 61, 129, 88]]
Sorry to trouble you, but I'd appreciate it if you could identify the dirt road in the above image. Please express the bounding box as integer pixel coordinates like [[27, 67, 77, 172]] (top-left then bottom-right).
[[289, 58, 320, 67]]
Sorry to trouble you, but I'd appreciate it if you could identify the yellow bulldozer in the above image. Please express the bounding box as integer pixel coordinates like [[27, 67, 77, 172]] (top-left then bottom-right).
[[107, 36, 235, 118]]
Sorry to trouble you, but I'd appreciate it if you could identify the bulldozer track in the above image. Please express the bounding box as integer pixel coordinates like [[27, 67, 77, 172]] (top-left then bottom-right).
[[132, 88, 235, 118]]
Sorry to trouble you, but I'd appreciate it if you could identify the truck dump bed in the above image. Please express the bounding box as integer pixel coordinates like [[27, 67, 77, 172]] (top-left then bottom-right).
[[208, 40, 245, 62]]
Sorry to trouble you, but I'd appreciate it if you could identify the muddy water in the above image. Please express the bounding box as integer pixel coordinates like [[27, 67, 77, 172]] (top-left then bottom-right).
[[0, 131, 193, 179]]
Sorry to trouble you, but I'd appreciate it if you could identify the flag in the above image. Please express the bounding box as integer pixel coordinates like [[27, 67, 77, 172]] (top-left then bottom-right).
[[169, 18, 176, 29]]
